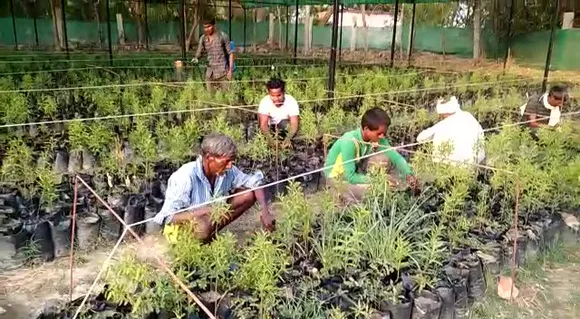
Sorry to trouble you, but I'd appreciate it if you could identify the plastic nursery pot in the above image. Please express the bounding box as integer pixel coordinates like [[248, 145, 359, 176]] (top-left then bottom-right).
[[97, 207, 122, 242], [9, 221, 29, 251], [124, 194, 146, 237], [465, 254, 486, 300], [435, 286, 456, 319], [32, 221, 55, 262], [444, 266, 469, 319], [478, 243, 502, 276], [502, 238, 527, 268], [53, 149, 69, 175], [145, 205, 161, 235], [50, 218, 71, 258], [77, 213, 101, 250], [379, 300, 413, 319], [68, 149, 83, 173], [411, 290, 442, 319], [81, 149, 96, 172]]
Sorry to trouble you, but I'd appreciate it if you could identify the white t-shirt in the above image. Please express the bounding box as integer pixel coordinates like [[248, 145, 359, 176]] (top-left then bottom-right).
[[258, 94, 300, 125], [416, 110, 485, 166]]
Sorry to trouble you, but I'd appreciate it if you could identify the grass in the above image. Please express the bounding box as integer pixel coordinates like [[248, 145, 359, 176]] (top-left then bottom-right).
[[470, 233, 580, 319]]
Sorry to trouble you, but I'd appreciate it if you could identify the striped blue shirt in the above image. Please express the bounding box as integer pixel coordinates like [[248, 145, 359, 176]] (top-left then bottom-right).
[[153, 156, 264, 225]]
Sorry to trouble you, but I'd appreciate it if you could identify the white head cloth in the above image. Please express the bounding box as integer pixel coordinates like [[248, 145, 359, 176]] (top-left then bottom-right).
[[436, 96, 461, 114]]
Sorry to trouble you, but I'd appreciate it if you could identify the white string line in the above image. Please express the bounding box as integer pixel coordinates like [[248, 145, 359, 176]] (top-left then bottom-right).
[[0, 71, 424, 94], [227, 77, 545, 108], [0, 75, 535, 128], [0, 54, 325, 64], [0, 59, 377, 77], [126, 109, 580, 228], [72, 228, 127, 319], [0, 105, 253, 128]]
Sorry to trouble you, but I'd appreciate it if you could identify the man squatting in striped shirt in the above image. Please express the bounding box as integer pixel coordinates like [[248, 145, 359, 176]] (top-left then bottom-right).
[[153, 133, 275, 243]]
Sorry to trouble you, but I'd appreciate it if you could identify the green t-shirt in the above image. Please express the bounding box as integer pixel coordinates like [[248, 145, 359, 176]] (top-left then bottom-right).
[[324, 129, 413, 184]]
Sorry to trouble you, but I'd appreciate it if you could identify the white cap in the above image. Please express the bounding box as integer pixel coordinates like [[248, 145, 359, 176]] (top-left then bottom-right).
[[436, 96, 461, 114]]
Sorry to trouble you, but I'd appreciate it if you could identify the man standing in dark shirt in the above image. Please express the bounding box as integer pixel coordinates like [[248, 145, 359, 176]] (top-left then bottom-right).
[[191, 18, 234, 92], [520, 84, 568, 131]]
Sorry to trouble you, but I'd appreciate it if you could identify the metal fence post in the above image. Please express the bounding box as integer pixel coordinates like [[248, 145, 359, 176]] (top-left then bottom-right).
[[243, 7, 247, 53], [61, 0, 69, 59], [502, 0, 515, 70], [144, 0, 149, 50], [106, 0, 113, 66], [338, 3, 344, 62], [542, 0, 560, 92], [407, 0, 417, 65], [293, 0, 299, 63], [180, 0, 187, 61], [327, 0, 340, 103], [9, 0, 18, 50], [33, 1, 39, 47], [228, 0, 232, 37], [285, 6, 290, 51], [390, 0, 400, 67]]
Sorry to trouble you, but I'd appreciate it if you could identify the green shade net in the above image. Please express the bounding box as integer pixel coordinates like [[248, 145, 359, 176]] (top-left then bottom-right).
[[240, 0, 454, 8]]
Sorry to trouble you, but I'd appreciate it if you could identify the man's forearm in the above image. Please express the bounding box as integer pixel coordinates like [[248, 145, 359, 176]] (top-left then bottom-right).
[[253, 187, 270, 211], [288, 123, 299, 139], [229, 53, 234, 71]]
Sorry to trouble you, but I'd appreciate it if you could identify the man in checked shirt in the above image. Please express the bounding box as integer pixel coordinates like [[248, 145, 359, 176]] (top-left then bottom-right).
[[191, 18, 234, 92]]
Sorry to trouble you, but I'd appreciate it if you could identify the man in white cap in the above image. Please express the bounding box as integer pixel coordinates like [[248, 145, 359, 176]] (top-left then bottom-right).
[[416, 96, 485, 166]]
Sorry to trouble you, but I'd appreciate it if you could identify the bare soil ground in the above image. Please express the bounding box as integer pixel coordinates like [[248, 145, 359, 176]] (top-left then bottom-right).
[[470, 236, 580, 319], [0, 205, 272, 319]]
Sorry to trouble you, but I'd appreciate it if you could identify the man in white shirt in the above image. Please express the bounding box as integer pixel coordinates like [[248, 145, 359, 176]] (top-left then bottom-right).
[[258, 78, 300, 148], [416, 96, 485, 166]]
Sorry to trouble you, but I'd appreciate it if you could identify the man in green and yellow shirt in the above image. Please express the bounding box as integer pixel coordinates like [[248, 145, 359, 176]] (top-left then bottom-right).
[[324, 107, 419, 203]]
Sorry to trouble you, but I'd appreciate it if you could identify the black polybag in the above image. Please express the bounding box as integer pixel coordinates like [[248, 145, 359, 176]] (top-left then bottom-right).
[[411, 290, 441, 319]]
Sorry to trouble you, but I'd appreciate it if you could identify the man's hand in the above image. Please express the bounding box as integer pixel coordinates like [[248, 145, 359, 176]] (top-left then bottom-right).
[[191, 58, 199, 65], [260, 210, 275, 232], [227, 69, 233, 80]]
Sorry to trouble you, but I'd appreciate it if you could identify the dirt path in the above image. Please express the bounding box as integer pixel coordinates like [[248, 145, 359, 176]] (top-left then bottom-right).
[[471, 238, 580, 319]]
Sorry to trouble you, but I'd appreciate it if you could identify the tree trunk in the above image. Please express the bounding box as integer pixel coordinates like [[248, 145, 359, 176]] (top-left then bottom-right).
[[303, 5, 312, 54], [50, 0, 64, 49], [117, 14, 125, 46], [350, 15, 357, 52], [94, 0, 102, 48], [317, 6, 333, 25], [269, 12, 275, 46], [134, 1, 146, 46], [473, 0, 481, 60], [397, 5, 404, 59], [277, 6, 283, 49], [252, 9, 257, 50], [361, 5, 368, 52], [186, 4, 200, 50]]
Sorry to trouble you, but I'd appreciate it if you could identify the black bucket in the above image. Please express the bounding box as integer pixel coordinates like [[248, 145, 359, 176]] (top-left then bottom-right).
[[124, 194, 146, 237], [51, 218, 72, 258], [32, 221, 55, 262], [77, 213, 101, 250]]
